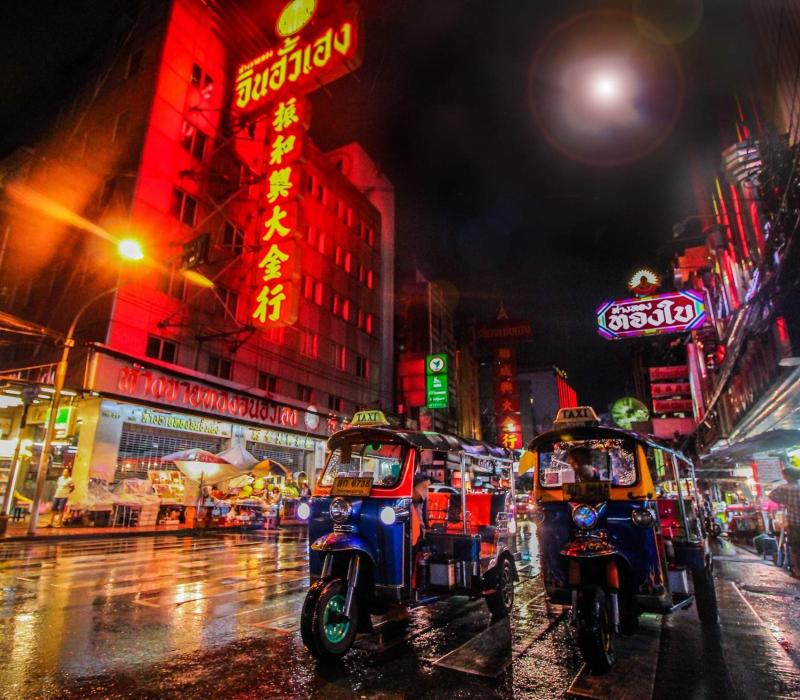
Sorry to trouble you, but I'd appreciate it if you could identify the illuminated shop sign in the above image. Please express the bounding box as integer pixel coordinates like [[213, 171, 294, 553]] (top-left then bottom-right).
[[87, 354, 340, 436], [596, 290, 707, 340], [494, 346, 522, 450], [627, 268, 661, 296], [251, 98, 309, 328], [234, 3, 362, 118]]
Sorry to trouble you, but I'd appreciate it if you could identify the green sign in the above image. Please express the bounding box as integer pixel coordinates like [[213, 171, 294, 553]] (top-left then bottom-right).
[[426, 353, 449, 409]]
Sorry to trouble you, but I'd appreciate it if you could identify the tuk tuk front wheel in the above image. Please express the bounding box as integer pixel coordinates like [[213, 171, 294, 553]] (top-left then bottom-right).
[[692, 565, 719, 625], [576, 585, 615, 674], [300, 578, 327, 657], [306, 578, 359, 661], [486, 557, 515, 618]]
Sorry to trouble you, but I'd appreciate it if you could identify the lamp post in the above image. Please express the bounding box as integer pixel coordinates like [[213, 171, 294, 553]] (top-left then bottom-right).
[[26, 239, 145, 535]]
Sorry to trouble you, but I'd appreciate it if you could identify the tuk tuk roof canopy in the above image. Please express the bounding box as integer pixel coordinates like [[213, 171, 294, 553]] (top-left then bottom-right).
[[328, 427, 514, 461]]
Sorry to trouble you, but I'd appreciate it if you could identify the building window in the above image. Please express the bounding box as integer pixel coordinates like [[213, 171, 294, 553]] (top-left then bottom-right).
[[146, 335, 177, 363], [258, 372, 278, 394], [171, 188, 197, 227], [126, 49, 144, 79], [265, 326, 285, 344], [191, 63, 203, 85], [366, 269, 375, 289], [346, 207, 354, 228], [366, 313, 374, 335], [355, 354, 369, 379], [222, 222, 244, 255], [336, 200, 346, 222], [112, 111, 131, 143], [314, 281, 324, 306], [327, 395, 344, 413], [332, 344, 346, 371], [208, 355, 232, 380], [344, 252, 352, 274], [368, 227, 375, 247], [358, 264, 366, 284], [158, 267, 186, 300], [331, 293, 341, 316], [297, 384, 313, 403], [181, 124, 207, 161], [219, 286, 238, 315], [317, 233, 326, 255], [335, 245, 343, 266], [357, 309, 365, 330], [342, 299, 351, 322], [306, 224, 318, 247], [300, 331, 319, 358], [303, 275, 314, 300]]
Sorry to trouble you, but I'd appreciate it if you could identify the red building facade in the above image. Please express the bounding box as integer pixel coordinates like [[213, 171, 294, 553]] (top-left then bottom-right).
[[0, 0, 393, 502]]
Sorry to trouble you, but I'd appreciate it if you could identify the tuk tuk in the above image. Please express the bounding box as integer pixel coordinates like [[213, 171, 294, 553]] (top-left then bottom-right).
[[298, 411, 518, 660], [521, 407, 718, 674]]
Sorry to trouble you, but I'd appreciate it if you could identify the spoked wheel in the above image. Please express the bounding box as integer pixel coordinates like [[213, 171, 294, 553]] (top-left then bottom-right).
[[576, 585, 615, 674], [692, 564, 719, 625], [302, 577, 359, 661], [486, 557, 515, 618]]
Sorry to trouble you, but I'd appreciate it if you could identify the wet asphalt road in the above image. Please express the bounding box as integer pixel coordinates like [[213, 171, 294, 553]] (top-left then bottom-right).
[[0, 527, 799, 699]]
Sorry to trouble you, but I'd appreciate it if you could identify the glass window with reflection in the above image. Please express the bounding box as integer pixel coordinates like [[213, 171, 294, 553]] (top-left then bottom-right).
[[320, 442, 407, 488]]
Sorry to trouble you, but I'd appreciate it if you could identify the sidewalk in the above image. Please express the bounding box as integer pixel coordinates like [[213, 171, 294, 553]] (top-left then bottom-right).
[[0, 519, 295, 543]]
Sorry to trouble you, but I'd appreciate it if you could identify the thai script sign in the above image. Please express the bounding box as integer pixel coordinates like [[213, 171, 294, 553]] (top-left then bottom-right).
[[87, 353, 338, 437], [596, 290, 707, 340], [425, 354, 449, 409], [234, 3, 361, 119]]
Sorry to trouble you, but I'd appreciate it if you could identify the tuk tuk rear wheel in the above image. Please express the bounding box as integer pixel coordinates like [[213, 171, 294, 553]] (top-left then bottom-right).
[[307, 578, 359, 661], [486, 557, 515, 618], [576, 585, 615, 674], [692, 565, 719, 625]]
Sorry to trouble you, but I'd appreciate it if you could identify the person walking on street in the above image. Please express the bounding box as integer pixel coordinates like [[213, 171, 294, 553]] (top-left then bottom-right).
[[47, 468, 75, 528], [769, 466, 800, 577]]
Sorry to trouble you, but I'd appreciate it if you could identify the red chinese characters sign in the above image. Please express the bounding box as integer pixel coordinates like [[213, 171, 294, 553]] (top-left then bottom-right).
[[251, 98, 309, 328], [493, 347, 523, 450], [234, 3, 362, 120]]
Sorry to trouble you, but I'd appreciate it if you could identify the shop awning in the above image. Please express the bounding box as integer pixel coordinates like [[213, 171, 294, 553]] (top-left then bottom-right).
[[700, 429, 800, 467]]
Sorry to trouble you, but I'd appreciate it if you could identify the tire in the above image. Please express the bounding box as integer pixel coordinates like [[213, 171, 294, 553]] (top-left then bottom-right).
[[306, 578, 359, 661], [486, 557, 515, 618], [300, 578, 327, 657], [692, 565, 719, 625], [576, 585, 615, 674]]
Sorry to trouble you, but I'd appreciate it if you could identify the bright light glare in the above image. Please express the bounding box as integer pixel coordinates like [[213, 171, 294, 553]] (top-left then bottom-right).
[[589, 73, 621, 104], [118, 239, 144, 261], [379, 506, 396, 526], [181, 269, 216, 289], [297, 502, 311, 520]]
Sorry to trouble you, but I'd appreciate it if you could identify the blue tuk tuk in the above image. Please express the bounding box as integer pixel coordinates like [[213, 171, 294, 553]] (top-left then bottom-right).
[[521, 407, 718, 674], [298, 412, 518, 660]]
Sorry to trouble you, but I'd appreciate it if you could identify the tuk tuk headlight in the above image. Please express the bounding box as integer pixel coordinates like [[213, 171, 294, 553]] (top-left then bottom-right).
[[297, 502, 310, 520], [330, 497, 352, 523], [379, 505, 396, 525], [631, 507, 655, 528], [572, 504, 598, 530]]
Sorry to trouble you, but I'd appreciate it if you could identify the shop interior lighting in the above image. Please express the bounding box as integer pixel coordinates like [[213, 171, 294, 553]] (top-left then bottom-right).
[[0, 396, 23, 408]]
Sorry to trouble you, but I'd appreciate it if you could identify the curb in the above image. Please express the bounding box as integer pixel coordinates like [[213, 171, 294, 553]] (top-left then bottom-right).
[[0, 525, 303, 544]]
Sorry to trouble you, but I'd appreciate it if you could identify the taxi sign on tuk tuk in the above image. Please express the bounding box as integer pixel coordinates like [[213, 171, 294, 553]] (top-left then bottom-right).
[[330, 476, 374, 497], [553, 406, 600, 428], [348, 410, 390, 428]]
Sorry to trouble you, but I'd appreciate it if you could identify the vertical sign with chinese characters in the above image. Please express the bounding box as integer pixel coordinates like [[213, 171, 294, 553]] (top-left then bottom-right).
[[494, 347, 522, 450], [251, 98, 310, 328], [425, 353, 449, 409]]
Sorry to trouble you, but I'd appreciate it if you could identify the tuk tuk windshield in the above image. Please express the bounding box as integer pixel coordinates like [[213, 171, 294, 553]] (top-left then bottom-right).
[[538, 438, 637, 488], [319, 441, 407, 489]]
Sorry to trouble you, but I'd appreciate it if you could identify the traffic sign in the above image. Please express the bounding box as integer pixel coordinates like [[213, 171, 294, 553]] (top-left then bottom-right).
[[425, 353, 449, 409]]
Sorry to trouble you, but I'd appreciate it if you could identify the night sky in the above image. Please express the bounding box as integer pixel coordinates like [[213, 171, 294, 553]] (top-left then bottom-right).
[[1, 0, 760, 409]]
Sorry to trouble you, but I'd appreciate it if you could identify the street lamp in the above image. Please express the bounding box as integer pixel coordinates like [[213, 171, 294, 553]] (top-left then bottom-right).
[[26, 238, 146, 534]]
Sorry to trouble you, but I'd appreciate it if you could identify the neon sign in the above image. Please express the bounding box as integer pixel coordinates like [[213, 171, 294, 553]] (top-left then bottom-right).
[[234, 4, 361, 118], [494, 346, 522, 450], [627, 268, 661, 296], [596, 290, 707, 340], [251, 99, 308, 328]]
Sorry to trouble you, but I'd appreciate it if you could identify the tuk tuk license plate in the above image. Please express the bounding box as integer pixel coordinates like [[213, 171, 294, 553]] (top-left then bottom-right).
[[562, 481, 611, 502], [331, 477, 374, 497]]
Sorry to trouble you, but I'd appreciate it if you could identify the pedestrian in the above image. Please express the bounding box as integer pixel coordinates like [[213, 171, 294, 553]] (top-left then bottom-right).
[[47, 467, 75, 528], [769, 466, 800, 577], [299, 482, 311, 500]]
